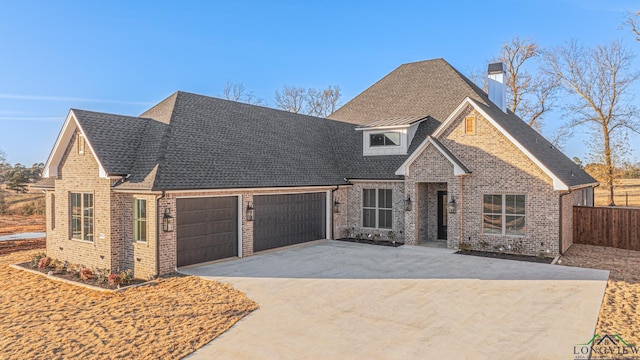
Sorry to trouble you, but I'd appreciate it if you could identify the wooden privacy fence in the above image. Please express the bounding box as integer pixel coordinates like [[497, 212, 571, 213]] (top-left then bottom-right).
[[574, 206, 640, 251]]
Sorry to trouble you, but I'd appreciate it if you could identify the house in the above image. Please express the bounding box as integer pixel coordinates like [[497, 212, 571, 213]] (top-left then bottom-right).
[[35, 59, 597, 279]]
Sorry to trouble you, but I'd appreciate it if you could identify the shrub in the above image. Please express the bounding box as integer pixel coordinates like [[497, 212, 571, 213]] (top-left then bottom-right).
[[37, 256, 51, 269], [108, 273, 122, 286], [79, 268, 94, 280], [31, 252, 47, 267], [94, 268, 110, 283], [51, 259, 65, 272], [21, 202, 35, 216], [66, 263, 82, 275], [458, 242, 473, 251], [118, 269, 133, 285]]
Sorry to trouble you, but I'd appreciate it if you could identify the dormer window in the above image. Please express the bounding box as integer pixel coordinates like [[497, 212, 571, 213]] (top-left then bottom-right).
[[370, 132, 400, 147]]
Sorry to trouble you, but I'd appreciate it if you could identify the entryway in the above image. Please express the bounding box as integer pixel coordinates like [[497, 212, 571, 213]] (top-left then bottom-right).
[[416, 182, 448, 245]]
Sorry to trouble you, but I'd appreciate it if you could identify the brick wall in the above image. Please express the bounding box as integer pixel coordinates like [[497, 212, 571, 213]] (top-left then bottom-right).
[[560, 188, 589, 254], [47, 130, 113, 271], [339, 182, 405, 243], [406, 105, 561, 256]]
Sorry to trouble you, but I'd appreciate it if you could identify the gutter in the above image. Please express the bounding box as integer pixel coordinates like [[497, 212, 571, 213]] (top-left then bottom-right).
[[558, 189, 571, 256], [155, 190, 165, 278]]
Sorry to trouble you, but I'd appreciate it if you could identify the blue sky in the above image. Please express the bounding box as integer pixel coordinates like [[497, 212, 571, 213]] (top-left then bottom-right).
[[1, 0, 638, 165]]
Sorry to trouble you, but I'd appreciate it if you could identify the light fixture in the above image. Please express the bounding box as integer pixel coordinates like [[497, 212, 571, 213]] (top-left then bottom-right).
[[333, 200, 341, 213], [246, 201, 255, 221], [162, 208, 174, 232], [448, 197, 457, 214], [404, 197, 412, 211]]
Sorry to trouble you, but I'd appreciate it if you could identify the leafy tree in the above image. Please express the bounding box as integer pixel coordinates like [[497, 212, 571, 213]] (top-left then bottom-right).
[[0, 149, 9, 183], [5, 163, 29, 193], [28, 162, 44, 182], [573, 157, 584, 169], [544, 40, 640, 205]]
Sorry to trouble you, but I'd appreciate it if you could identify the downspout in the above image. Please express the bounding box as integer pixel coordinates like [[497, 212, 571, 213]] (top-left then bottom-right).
[[459, 176, 464, 247], [330, 186, 340, 240], [155, 190, 165, 278], [558, 189, 571, 255]]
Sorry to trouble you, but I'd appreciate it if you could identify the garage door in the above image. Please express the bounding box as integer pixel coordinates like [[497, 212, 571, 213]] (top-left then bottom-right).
[[176, 197, 238, 267], [253, 193, 326, 252]]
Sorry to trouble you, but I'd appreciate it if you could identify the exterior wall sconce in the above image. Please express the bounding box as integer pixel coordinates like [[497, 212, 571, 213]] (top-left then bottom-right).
[[246, 201, 255, 221], [333, 200, 341, 213], [404, 197, 412, 211], [448, 197, 457, 214], [162, 208, 174, 232]]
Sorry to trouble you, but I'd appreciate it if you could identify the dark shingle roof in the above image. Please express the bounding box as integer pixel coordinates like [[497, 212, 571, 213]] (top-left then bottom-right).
[[72, 109, 154, 175], [328, 58, 485, 125], [330, 58, 596, 188], [66, 58, 595, 190]]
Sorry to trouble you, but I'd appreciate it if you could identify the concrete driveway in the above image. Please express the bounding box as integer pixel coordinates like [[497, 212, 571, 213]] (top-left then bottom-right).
[[181, 240, 609, 360]]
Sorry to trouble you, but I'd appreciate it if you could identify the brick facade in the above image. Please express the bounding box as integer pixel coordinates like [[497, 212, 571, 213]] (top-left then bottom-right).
[[337, 182, 405, 243], [404, 105, 562, 256], [46, 130, 114, 271]]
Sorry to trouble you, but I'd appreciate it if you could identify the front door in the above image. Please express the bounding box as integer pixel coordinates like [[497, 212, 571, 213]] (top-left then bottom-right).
[[437, 191, 448, 240]]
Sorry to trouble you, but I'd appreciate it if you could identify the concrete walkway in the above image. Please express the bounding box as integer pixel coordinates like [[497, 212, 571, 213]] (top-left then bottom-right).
[[181, 240, 609, 360], [0, 232, 46, 241]]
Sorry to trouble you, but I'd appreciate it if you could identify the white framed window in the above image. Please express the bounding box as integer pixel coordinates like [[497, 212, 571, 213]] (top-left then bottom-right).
[[70, 192, 94, 241], [370, 132, 400, 147], [363, 189, 393, 229], [482, 194, 525, 236], [134, 198, 147, 242]]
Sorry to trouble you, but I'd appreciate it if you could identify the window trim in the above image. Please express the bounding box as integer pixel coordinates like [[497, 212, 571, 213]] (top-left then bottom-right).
[[482, 194, 526, 237], [70, 192, 94, 242], [362, 188, 393, 229], [369, 132, 401, 147], [133, 198, 147, 243]]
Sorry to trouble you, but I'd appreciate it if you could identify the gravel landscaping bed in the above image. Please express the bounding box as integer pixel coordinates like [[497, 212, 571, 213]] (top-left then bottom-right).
[[455, 250, 554, 264], [0, 250, 258, 359], [559, 244, 640, 352]]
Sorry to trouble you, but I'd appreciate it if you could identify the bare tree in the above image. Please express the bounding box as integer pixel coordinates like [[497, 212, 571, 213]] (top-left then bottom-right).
[[499, 37, 560, 130], [306, 85, 341, 117], [274, 85, 342, 118], [221, 81, 264, 105], [544, 40, 640, 205], [275, 85, 306, 113], [626, 11, 640, 41]]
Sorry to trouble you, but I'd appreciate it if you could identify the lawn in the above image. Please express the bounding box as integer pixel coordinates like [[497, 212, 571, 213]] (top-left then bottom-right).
[[560, 244, 640, 354], [594, 178, 640, 207], [0, 250, 258, 359]]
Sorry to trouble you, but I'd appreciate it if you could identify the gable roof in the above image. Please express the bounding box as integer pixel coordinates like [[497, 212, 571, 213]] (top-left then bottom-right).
[[331, 58, 596, 190], [43, 58, 596, 191]]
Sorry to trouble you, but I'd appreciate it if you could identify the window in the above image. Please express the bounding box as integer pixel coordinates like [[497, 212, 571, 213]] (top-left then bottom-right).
[[77, 133, 85, 154], [134, 198, 147, 242], [370, 132, 400, 146], [483, 194, 525, 236], [51, 194, 55, 230], [464, 116, 476, 135], [71, 193, 93, 241], [363, 189, 393, 229]]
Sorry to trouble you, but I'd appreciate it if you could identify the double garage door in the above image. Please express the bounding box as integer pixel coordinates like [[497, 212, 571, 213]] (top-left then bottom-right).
[[176, 193, 326, 267]]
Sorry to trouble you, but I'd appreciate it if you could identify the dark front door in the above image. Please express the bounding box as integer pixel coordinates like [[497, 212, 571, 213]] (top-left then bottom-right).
[[253, 193, 326, 252], [437, 191, 448, 240], [176, 197, 238, 267]]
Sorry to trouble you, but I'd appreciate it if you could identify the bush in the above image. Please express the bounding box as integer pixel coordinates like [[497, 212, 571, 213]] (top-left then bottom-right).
[[108, 273, 121, 286], [94, 268, 110, 283], [31, 252, 47, 267], [79, 268, 94, 280], [37, 257, 51, 269], [118, 269, 133, 285]]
